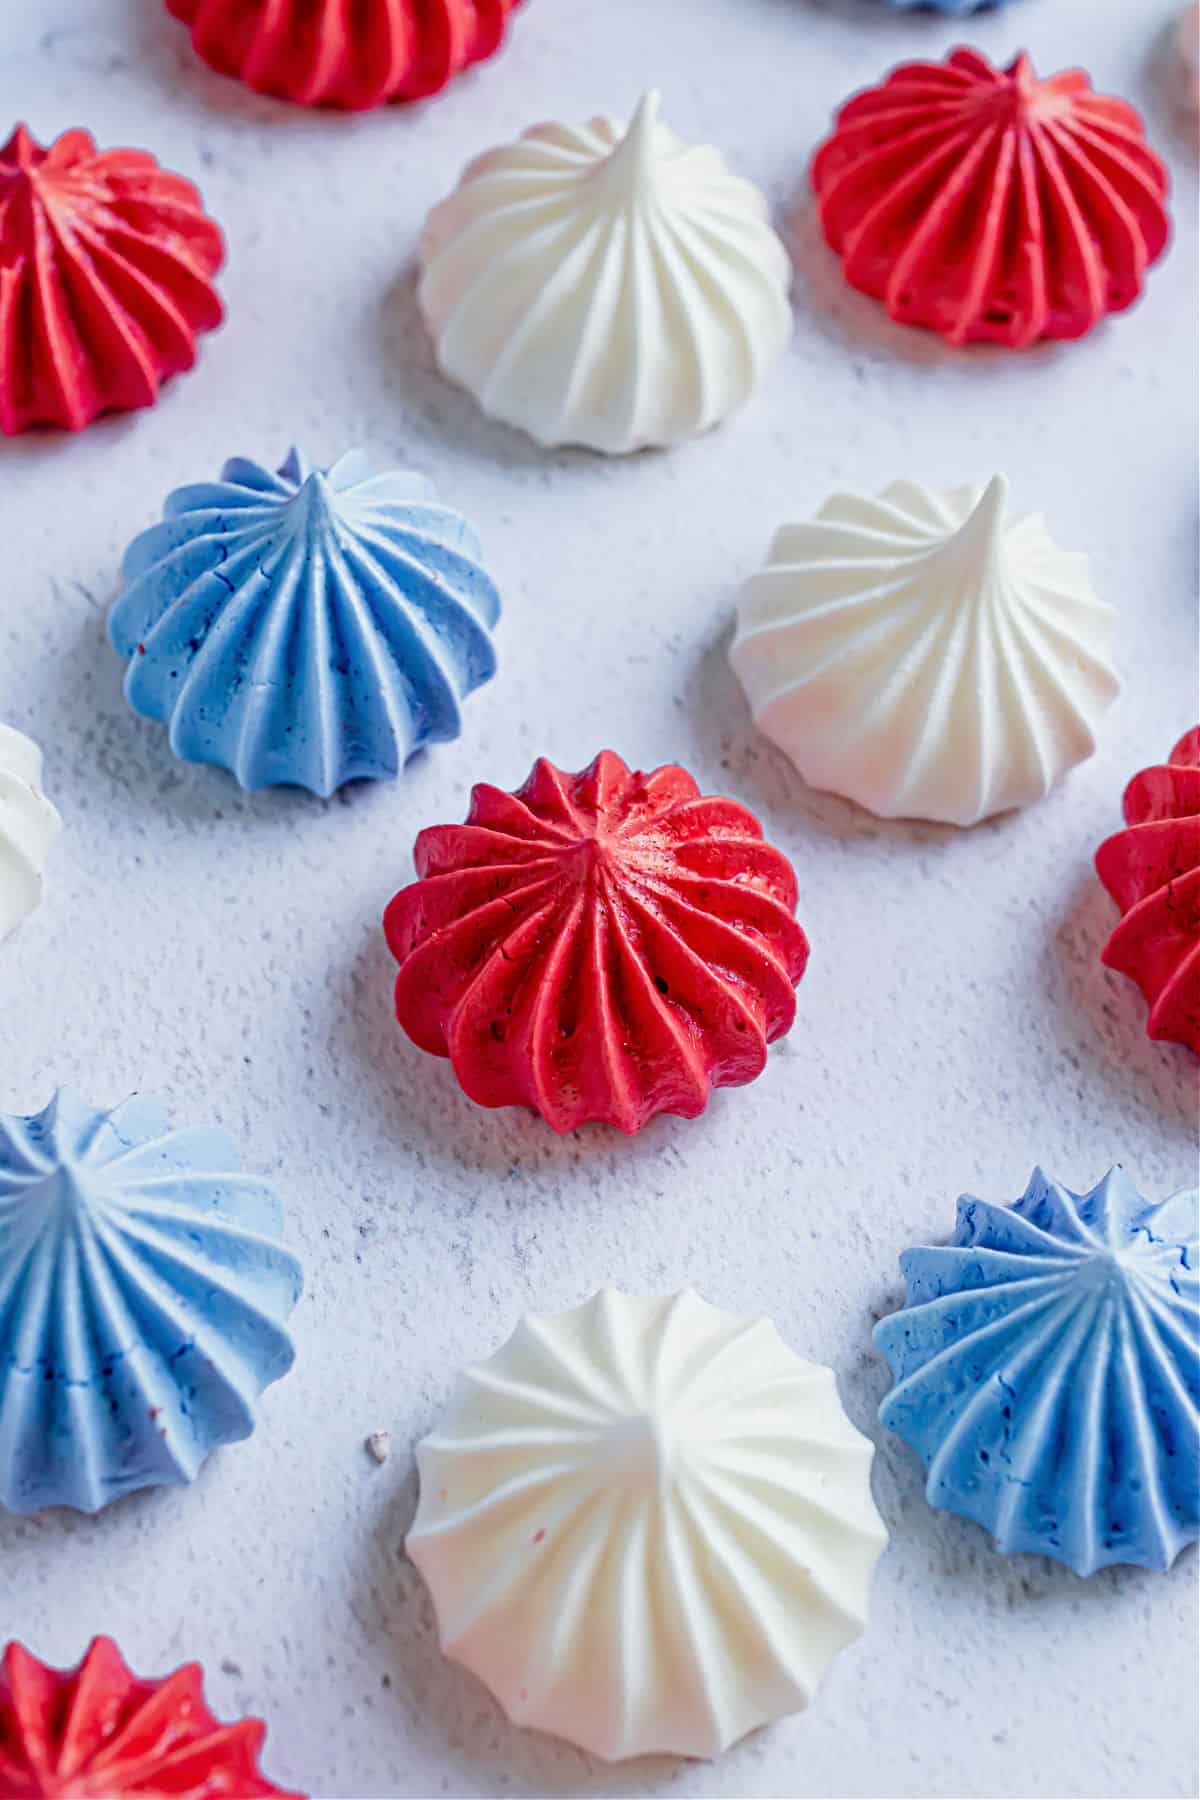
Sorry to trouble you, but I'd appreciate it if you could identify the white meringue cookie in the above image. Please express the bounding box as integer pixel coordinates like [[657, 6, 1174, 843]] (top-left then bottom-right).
[[408, 1288, 887, 1762], [730, 475, 1119, 827], [418, 92, 793, 454], [0, 724, 61, 944]]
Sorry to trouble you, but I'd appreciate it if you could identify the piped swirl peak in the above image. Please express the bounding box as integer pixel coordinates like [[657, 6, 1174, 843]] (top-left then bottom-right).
[[418, 94, 792, 453], [730, 475, 1119, 826], [591, 89, 662, 196]]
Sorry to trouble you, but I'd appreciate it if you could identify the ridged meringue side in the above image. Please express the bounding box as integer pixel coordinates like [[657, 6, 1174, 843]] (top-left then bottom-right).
[[409, 1288, 887, 1761], [108, 448, 501, 797], [419, 91, 793, 453], [0, 1089, 302, 1515], [1095, 727, 1200, 1055], [0, 725, 61, 945], [875, 1169, 1199, 1574], [167, 0, 523, 110], [730, 474, 1119, 826]]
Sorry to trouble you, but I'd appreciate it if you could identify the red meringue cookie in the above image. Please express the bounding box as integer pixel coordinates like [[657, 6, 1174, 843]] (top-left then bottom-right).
[[810, 48, 1170, 348], [0, 1637, 301, 1799], [1095, 728, 1200, 1057], [0, 125, 224, 435], [384, 752, 810, 1134], [166, 0, 524, 110]]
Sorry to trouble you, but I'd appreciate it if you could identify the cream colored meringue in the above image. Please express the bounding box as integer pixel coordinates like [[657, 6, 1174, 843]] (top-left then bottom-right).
[[408, 1288, 887, 1762], [729, 475, 1119, 827], [418, 92, 793, 454], [0, 724, 61, 943]]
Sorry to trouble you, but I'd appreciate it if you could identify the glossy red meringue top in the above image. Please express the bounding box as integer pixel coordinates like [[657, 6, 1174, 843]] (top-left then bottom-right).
[[166, 0, 524, 110], [0, 1637, 302, 1799], [0, 125, 224, 435], [384, 752, 810, 1134], [1095, 728, 1200, 1057], [810, 48, 1170, 348]]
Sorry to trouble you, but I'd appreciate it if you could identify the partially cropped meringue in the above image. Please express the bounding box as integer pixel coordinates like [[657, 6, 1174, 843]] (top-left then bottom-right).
[[418, 91, 793, 454], [730, 475, 1119, 827], [0, 724, 61, 943], [1178, 4, 1200, 111], [409, 1288, 887, 1762]]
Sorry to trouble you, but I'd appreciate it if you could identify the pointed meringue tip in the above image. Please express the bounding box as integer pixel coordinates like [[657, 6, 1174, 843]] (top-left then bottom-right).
[[609, 91, 662, 179], [961, 473, 1010, 554], [2, 123, 40, 170], [277, 445, 311, 487], [630, 89, 662, 130]]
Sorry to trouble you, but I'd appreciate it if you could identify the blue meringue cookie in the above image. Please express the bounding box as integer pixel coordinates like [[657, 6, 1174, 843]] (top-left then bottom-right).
[[108, 448, 501, 797], [0, 1090, 302, 1514], [875, 1168, 1199, 1575]]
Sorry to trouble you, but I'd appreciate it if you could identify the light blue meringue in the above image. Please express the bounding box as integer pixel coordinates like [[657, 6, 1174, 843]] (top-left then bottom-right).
[[108, 449, 501, 797], [0, 1090, 302, 1514], [875, 1169, 1199, 1575]]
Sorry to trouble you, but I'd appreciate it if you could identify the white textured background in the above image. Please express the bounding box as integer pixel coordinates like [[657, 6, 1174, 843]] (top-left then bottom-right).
[[1, 2, 1197, 1797]]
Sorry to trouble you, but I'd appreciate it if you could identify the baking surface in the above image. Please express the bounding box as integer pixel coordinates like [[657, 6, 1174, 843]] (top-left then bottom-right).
[[0, 2, 1197, 1796]]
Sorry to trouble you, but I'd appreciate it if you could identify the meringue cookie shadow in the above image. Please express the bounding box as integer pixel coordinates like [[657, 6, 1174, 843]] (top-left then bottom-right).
[[380, 262, 600, 469]]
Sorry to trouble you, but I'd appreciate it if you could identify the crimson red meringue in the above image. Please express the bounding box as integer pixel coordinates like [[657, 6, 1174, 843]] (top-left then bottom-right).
[[810, 48, 1170, 349], [384, 752, 810, 1134], [0, 125, 224, 435], [1095, 728, 1200, 1057], [166, 0, 524, 110], [0, 1637, 302, 1799]]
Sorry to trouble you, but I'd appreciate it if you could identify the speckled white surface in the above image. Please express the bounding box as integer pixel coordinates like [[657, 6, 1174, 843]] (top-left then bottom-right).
[[0, 3, 1197, 1797]]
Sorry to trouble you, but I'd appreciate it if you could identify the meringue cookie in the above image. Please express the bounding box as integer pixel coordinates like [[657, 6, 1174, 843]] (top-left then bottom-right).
[[418, 91, 792, 453], [730, 475, 1119, 826], [166, 0, 524, 111], [409, 1288, 887, 1761], [384, 751, 809, 1134], [0, 124, 224, 435], [1095, 727, 1200, 1056], [108, 448, 500, 796], [811, 51, 1169, 350], [875, 1169, 1199, 1574], [0, 1089, 302, 1514], [0, 723, 61, 943], [0, 1638, 299, 1799]]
